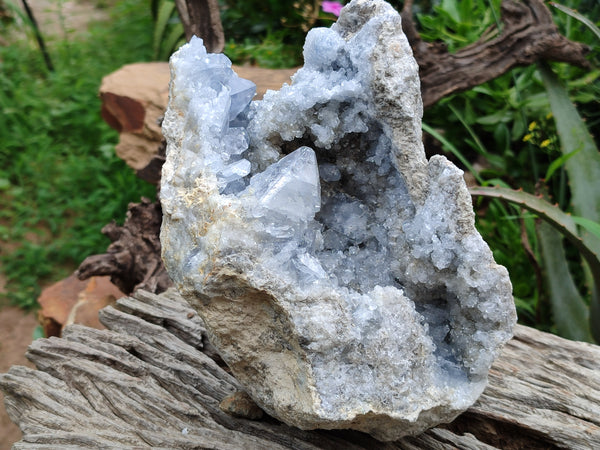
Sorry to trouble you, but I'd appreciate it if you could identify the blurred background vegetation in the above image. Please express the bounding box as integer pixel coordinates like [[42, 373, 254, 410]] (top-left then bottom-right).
[[0, 0, 598, 342]]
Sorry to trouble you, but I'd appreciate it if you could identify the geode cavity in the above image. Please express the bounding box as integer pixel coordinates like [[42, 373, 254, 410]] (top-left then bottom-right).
[[160, 0, 516, 441]]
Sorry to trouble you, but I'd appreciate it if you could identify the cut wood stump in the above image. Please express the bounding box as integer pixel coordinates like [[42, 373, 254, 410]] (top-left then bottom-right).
[[1, 289, 598, 448]]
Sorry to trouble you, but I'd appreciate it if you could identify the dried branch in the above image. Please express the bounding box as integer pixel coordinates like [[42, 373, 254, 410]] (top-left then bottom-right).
[[174, 0, 224, 53], [76, 198, 171, 295], [401, 0, 590, 108]]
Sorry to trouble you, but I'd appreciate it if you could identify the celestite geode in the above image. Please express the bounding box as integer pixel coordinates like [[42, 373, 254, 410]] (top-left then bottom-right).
[[160, 0, 516, 440]]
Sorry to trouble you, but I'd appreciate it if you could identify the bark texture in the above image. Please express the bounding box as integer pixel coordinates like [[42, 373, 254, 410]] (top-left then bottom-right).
[[76, 198, 171, 295], [401, 0, 590, 108], [175, 0, 224, 53], [2, 289, 598, 448]]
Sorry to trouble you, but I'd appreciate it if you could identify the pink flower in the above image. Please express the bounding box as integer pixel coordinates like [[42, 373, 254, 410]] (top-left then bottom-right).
[[322, 1, 343, 17]]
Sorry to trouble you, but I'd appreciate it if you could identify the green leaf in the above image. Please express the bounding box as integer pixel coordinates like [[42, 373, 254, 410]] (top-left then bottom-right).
[[513, 296, 536, 317], [572, 216, 600, 241], [475, 109, 511, 125], [539, 62, 600, 340], [422, 123, 483, 184], [469, 186, 577, 234], [448, 102, 490, 157], [550, 3, 600, 41], [537, 221, 593, 342], [440, 0, 461, 24], [159, 22, 184, 60], [538, 62, 600, 251], [469, 186, 600, 282], [153, 0, 176, 60], [544, 148, 580, 182]]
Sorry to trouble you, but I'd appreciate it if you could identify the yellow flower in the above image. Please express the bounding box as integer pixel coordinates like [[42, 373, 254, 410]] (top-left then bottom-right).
[[528, 121, 537, 131], [545, 112, 553, 120], [523, 133, 533, 142], [540, 139, 551, 148]]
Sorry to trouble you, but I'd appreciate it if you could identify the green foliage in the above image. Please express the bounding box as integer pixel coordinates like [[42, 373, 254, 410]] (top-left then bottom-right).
[[538, 61, 600, 343], [224, 31, 303, 68], [421, 0, 600, 342], [152, 0, 185, 60], [470, 185, 600, 341], [537, 221, 593, 342], [0, 0, 156, 309], [551, 2, 600, 41], [417, 0, 502, 51], [220, 0, 314, 42], [220, 0, 340, 68]]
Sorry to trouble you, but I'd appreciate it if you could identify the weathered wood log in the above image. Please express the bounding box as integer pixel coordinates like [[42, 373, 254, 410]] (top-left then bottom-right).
[[400, 0, 590, 108], [2, 289, 598, 448]]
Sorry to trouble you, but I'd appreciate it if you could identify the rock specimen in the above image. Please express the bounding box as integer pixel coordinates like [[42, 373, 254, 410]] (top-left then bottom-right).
[[160, 0, 516, 441]]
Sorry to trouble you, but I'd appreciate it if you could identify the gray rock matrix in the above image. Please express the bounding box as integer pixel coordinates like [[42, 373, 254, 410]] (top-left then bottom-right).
[[160, 0, 516, 441]]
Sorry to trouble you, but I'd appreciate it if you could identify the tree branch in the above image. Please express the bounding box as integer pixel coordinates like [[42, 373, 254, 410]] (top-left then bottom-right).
[[401, 0, 590, 108], [174, 0, 224, 53]]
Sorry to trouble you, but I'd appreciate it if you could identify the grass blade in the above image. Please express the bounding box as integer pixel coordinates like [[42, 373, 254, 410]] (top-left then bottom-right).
[[544, 148, 580, 182], [572, 216, 600, 241], [447, 102, 490, 157], [550, 2, 600, 41], [537, 221, 593, 342], [160, 22, 184, 60], [153, 0, 176, 60], [470, 186, 577, 233]]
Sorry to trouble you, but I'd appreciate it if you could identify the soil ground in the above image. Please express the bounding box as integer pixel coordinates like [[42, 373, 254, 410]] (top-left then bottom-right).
[[0, 303, 37, 449], [0, 2, 107, 447]]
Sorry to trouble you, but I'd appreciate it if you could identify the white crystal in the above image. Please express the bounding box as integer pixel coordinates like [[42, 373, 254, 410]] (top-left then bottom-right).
[[245, 146, 321, 222], [160, 0, 516, 441], [228, 76, 256, 121], [217, 158, 251, 184]]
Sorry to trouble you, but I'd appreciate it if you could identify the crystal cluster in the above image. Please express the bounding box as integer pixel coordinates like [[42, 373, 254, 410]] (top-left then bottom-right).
[[160, 0, 516, 441]]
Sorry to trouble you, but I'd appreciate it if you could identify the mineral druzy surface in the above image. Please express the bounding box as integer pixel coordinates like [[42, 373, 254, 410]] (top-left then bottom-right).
[[160, 0, 516, 441]]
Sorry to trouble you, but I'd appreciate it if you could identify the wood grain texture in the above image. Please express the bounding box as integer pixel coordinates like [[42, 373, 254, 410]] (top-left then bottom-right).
[[2, 289, 599, 448], [75, 199, 171, 296], [401, 0, 590, 108], [175, 0, 224, 53]]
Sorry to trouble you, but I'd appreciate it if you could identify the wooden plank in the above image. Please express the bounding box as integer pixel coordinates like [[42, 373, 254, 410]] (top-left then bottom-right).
[[1, 289, 599, 448]]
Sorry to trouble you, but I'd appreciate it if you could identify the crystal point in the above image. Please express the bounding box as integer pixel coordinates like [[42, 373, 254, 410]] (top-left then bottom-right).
[[248, 146, 321, 221]]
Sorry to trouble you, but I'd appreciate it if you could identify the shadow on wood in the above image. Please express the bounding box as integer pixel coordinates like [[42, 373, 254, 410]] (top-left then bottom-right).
[[1, 289, 598, 448]]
